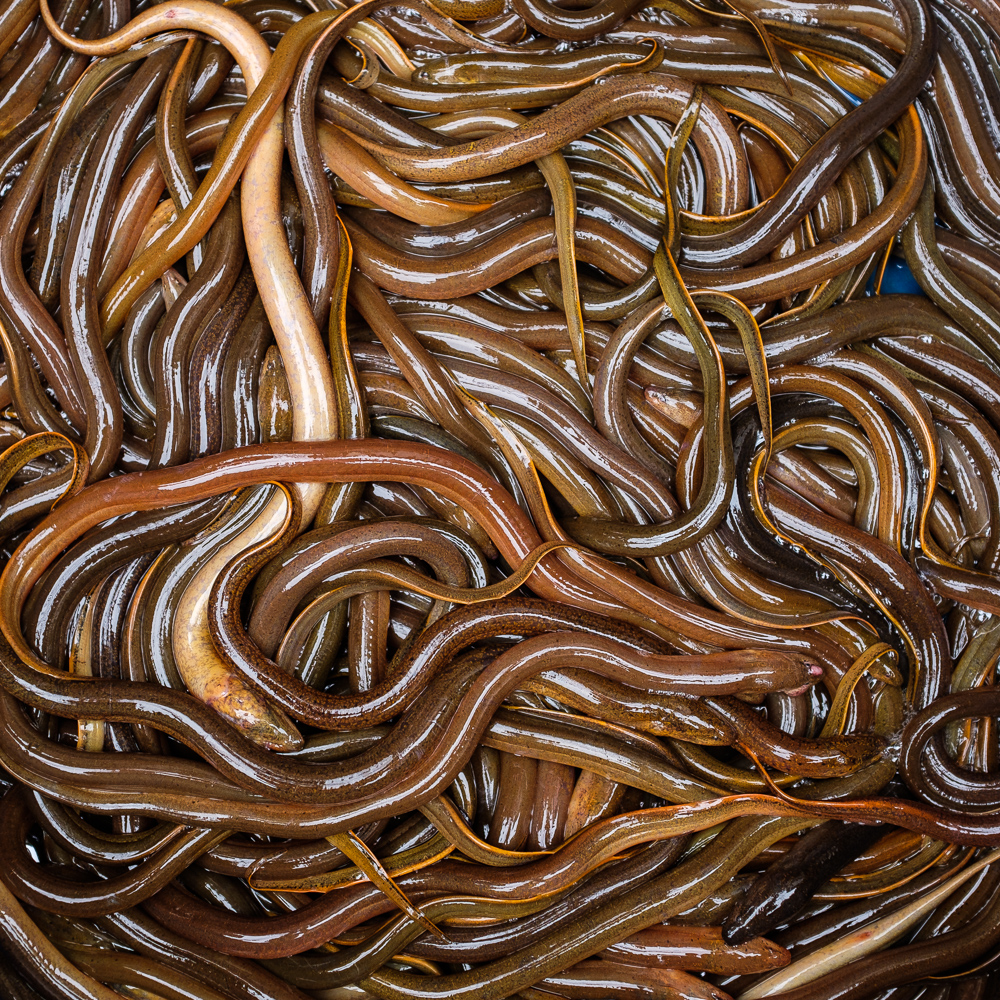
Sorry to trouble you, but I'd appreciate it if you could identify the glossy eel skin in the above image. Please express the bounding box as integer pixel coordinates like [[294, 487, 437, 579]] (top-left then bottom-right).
[[2, 0, 1000, 995]]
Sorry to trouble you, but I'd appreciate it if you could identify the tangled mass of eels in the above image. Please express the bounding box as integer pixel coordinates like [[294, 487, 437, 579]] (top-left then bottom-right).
[[5, 0, 1000, 996]]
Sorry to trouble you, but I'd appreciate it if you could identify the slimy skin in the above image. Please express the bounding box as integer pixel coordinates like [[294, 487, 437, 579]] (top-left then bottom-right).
[[2, 0, 1000, 992]]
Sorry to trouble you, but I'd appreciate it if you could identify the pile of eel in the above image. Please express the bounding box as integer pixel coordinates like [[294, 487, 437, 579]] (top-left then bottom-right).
[[1, 0, 1000, 995]]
